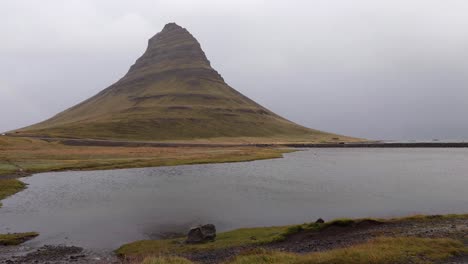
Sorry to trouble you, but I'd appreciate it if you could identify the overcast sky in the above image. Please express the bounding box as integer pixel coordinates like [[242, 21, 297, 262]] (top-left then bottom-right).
[[1, 0, 468, 140]]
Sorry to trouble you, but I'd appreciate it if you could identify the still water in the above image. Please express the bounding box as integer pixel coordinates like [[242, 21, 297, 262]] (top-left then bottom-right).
[[1, 148, 467, 250]]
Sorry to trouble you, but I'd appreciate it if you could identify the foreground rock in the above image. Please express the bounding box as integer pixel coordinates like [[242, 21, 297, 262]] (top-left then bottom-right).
[[186, 224, 217, 244]]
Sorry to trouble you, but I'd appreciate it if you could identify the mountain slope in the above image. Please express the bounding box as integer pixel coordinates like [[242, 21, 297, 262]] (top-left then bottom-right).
[[15, 23, 355, 143]]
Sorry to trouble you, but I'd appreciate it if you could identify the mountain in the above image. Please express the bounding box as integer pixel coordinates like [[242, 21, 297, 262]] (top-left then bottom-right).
[[14, 23, 354, 143]]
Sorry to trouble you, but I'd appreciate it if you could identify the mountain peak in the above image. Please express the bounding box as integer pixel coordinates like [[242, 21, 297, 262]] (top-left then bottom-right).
[[127, 23, 211, 76], [162, 22, 183, 32], [15, 23, 343, 143], [148, 22, 195, 47]]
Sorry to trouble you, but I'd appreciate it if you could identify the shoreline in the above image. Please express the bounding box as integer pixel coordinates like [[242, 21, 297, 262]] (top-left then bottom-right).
[[285, 142, 468, 148], [117, 214, 468, 264], [9, 136, 468, 148], [0, 135, 294, 180], [0, 213, 466, 263]]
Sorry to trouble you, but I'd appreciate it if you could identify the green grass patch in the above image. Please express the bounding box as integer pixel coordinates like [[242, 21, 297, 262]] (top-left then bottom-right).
[[0, 178, 26, 208], [0, 164, 18, 176], [272, 218, 379, 242], [322, 218, 355, 227], [116, 226, 291, 257], [117, 218, 382, 257], [0, 232, 39, 246]]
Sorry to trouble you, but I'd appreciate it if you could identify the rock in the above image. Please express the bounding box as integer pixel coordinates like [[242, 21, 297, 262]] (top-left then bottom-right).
[[186, 224, 216, 244], [200, 224, 216, 239], [186, 227, 203, 243], [315, 218, 325, 224], [69, 255, 85, 260]]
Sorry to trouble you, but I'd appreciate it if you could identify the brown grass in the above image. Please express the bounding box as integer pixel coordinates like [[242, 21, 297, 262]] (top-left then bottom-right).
[[138, 237, 467, 264], [226, 237, 467, 264], [0, 136, 292, 178]]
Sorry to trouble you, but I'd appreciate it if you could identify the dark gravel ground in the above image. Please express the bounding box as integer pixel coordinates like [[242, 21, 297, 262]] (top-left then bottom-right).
[[0, 245, 119, 264]]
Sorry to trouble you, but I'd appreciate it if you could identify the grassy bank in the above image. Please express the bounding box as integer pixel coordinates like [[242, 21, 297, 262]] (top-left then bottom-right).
[[0, 178, 26, 207], [116, 218, 391, 257], [0, 136, 292, 178], [0, 232, 38, 246], [117, 225, 291, 257], [117, 214, 468, 264], [116, 219, 365, 257], [0, 179, 36, 247], [141, 237, 466, 264]]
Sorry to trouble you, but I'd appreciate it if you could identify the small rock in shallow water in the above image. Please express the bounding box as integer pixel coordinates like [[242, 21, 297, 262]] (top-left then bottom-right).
[[186, 224, 216, 244]]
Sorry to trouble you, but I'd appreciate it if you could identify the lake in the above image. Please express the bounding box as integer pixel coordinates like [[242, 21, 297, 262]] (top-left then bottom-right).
[[1, 148, 467, 250]]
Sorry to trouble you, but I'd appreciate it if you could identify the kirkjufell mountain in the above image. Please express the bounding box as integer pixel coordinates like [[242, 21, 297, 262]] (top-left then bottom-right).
[[15, 23, 352, 142]]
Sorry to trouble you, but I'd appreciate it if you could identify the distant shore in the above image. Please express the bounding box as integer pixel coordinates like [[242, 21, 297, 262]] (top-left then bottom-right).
[[0, 136, 292, 180], [285, 142, 468, 148], [5, 135, 468, 148]]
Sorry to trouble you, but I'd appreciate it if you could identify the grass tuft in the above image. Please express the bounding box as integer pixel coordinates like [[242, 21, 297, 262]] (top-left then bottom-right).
[[390, 214, 468, 222], [272, 218, 380, 242], [0, 178, 26, 207], [323, 218, 355, 227], [0, 232, 39, 246]]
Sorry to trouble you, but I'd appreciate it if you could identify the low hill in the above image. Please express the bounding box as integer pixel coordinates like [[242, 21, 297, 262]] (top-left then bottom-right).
[[14, 23, 357, 143]]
